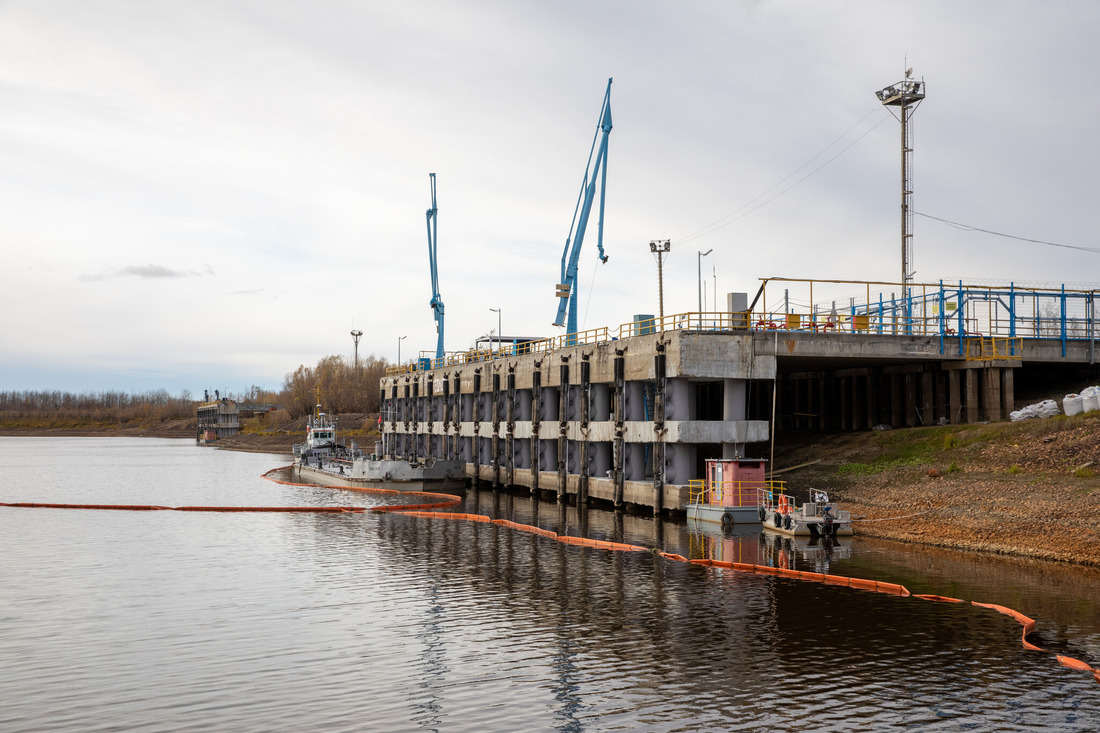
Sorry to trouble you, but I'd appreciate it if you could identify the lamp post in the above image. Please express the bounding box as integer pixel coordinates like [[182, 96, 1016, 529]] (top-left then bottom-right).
[[697, 248, 713, 315], [397, 335, 406, 368], [489, 308, 501, 354], [649, 240, 671, 322]]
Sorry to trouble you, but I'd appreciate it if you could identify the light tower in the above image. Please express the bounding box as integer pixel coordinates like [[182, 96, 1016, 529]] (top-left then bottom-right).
[[650, 239, 671, 321], [876, 69, 925, 296], [350, 329, 363, 369]]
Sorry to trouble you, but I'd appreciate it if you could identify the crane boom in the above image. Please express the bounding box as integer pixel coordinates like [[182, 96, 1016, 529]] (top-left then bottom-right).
[[426, 173, 444, 361], [553, 78, 613, 337]]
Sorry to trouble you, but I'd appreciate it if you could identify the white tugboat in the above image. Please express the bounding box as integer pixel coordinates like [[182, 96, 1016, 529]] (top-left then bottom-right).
[[292, 402, 466, 491]]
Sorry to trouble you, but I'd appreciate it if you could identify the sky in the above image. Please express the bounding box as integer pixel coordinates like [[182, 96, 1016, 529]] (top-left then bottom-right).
[[3, 0, 1099, 397]]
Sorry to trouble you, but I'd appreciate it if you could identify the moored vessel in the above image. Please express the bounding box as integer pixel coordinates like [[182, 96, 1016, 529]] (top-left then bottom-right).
[[292, 403, 466, 491]]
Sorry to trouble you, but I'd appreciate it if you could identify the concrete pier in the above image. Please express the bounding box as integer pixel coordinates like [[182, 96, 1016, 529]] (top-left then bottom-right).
[[381, 330, 774, 512]]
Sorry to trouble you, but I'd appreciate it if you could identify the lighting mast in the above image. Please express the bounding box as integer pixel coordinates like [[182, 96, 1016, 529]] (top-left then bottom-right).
[[876, 68, 925, 298]]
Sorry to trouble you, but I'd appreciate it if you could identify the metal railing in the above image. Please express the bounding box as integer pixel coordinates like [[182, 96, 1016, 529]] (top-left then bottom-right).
[[384, 278, 1096, 375], [687, 479, 787, 508]]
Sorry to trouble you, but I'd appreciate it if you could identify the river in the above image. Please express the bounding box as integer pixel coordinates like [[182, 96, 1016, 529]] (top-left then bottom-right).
[[2, 436, 1098, 731]]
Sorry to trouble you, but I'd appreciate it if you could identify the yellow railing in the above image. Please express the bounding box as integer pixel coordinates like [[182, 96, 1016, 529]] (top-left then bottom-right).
[[688, 479, 787, 508], [965, 336, 1023, 361]]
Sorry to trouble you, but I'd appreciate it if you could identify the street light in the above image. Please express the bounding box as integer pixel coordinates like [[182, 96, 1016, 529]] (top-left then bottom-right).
[[397, 335, 406, 368], [489, 308, 501, 354], [697, 249, 713, 314]]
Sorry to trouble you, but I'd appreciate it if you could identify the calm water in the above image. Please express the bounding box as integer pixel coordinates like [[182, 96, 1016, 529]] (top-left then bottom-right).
[[2, 437, 1099, 732]]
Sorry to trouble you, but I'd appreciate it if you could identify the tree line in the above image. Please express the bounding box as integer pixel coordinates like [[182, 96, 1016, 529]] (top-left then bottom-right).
[[1, 354, 390, 423]]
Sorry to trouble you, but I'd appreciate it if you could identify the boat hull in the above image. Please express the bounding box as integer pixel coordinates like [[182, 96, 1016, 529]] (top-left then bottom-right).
[[762, 507, 853, 537], [686, 503, 761, 525], [293, 457, 467, 492]]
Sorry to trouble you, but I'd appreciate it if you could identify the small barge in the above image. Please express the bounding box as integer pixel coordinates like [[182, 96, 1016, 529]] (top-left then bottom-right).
[[293, 404, 466, 492], [686, 457, 852, 537]]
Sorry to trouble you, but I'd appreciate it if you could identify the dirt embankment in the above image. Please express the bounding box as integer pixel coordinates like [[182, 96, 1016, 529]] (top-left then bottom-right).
[[772, 413, 1100, 567]]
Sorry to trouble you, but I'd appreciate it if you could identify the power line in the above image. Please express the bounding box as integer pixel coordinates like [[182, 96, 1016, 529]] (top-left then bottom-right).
[[915, 211, 1100, 255], [677, 108, 891, 245]]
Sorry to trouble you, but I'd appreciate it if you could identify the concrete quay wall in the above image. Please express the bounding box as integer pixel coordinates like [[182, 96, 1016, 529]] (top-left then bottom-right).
[[380, 331, 775, 513]]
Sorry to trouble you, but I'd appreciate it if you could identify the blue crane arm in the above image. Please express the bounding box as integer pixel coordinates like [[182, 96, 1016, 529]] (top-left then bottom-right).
[[554, 78, 613, 334], [426, 173, 444, 361]]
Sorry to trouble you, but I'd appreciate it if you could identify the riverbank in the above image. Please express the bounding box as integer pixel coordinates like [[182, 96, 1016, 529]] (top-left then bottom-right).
[[774, 411, 1100, 567]]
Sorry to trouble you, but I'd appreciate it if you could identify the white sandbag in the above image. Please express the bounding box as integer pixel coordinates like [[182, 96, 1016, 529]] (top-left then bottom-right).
[[1036, 399, 1061, 418], [1063, 394, 1083, 417], [1082, 386, 1100, 413]]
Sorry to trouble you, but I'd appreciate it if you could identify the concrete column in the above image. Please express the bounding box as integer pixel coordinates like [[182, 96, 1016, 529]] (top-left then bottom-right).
[[652, 349, 667, 515], [558, 360, 569, 503], [904, 373, 917, 427], [839, 376, 850, 431], [722, 378, 746, 458], [579, 358, 590, 505], [506, 370, 515, 488], [1002, 368, 1015, 418], [984, 367, 1002, 422], [965, 369, 979, 424], [865, 371, 876, 429], [933, 370, 947, 424], [613, 353, 625, 506], [921, 370, 934, 426], [890, 373, 902, 428], [530, 367, 541, 495], [472, 371, 481, 488], [948, 370, 961, 425]]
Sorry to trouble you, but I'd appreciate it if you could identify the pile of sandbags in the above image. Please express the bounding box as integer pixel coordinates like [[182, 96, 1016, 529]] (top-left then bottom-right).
[[1010, 399, 1061, 422], [1064, 393, 1084, 417]]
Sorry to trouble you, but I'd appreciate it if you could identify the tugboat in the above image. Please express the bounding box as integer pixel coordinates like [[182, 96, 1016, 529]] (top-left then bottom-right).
[[292, 402, 466, 492], [760, 488, 853, 538]]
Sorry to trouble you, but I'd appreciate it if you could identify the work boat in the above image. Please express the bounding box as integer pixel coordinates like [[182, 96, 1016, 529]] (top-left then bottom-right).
[[292, 405, 466, 492], [686, 458, 781, 526], [760, 488, 853, 538]]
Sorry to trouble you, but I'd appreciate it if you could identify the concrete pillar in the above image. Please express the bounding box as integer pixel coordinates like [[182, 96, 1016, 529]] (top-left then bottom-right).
[[722, 378, 746, 458], [865, 372, 876, 429], [579, 358, 590, 505], [904, 373, 917, 427], [933, 370, 947, 424], [948, 369, 961, 425], [890, 373, 902, 428], [839, 376, 850, 431], [652, 348, 667, 514], [921, 370, 934, 426], [613, 354, 625, 506], [472, 371, 481, 488], [506, 370, 515, 488], [984, 367, 1002, 422], [965, 369, 979, 424], [1002, 368, 1015, 418], [557, 360, 569, 503], [531, 368, 541, 495]]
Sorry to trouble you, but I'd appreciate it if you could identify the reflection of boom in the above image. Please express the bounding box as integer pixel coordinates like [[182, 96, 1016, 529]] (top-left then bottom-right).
[[553, 78, 613, 336], [426, 172, 444, 361]]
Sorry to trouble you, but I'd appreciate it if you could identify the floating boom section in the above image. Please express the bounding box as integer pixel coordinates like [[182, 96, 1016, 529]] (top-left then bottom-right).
[[425, 172, 444, 361], [554, 78, 613, 335]]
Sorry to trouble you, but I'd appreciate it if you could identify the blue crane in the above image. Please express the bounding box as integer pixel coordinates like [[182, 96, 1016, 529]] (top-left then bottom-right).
[[553, 78, 613, 338], [425, 172, 444, 362]]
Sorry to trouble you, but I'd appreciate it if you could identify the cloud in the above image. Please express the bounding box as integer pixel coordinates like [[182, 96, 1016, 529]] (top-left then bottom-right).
[[80, 263, 215, 281]]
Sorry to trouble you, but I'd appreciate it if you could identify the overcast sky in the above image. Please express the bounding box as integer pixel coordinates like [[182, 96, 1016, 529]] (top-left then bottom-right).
[[3, 0, 1099, 397]]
